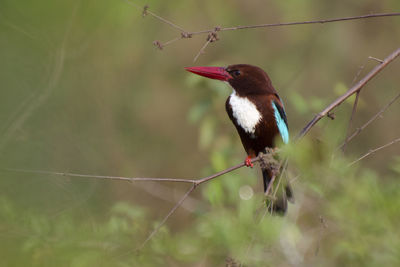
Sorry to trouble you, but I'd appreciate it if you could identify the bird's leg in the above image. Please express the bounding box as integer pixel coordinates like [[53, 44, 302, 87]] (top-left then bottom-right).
[[244, 156, 254, 168]]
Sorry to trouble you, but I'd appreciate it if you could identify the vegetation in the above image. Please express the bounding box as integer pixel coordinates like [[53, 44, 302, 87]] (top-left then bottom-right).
[[0, 0, 399, 266]]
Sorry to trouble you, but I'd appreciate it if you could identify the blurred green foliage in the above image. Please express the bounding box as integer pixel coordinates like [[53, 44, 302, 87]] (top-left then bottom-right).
[[1, 0, 400, 266]]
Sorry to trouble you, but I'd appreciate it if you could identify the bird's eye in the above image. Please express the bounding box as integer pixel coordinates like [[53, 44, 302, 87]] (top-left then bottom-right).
[[230, 70, 241, 77]]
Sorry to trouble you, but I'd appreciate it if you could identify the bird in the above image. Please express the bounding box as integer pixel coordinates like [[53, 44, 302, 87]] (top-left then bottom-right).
[[185, 64, 292, 213]]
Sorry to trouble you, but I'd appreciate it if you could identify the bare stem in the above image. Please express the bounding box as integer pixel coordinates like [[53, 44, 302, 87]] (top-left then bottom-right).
[[338, 92, 400, 150], [342, 90, 361, 152], [135, 4, 400, 61], [136, 184, 197, 250], [297, 47, 400, 139], [188, 13, 400, 35], [342, 56, 386, 152], [264, 172, 277, 197], [124, 0, 188, 33], [193, 39, 211, 63], [348, 137, 400, 166], [2, 168, 196, 184], [146, 9, 188, 33], [221, 13, 398, 32]]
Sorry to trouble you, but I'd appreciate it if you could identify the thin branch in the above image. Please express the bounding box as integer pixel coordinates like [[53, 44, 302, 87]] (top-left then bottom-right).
[[195, 157, 256, 184], [342, 57, 375, 151], [369, 56, 384, 63], [351, 60, 368, 86], [136, 184, 197, 250], [145, 9, 188, 33], [264, 172, 277, 197], [161, 37, 181, 47], [137, 5, 400, 61], [193, 12, 400, 35], [343, 56, 385, 152], [145, 11, 400, 37], [193, 38, 212, 63], [348, 137, 400, 166], [132, 182, 205, 212], [2, 155, 260, 186], [193, 28, 220, 62], [342, 90, 361, 152], [338, 92, 400, 150], [124, 0, 188, 33], [2, 168, 196, 184], [297, 47, 400, 139]]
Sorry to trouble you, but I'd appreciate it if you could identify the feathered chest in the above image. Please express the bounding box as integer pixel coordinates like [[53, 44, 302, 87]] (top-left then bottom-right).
[[226, 92, 289, 144], [227, 92, 262, 134]]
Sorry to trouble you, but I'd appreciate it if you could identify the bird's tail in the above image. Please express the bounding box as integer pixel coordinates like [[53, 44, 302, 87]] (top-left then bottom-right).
[[262, 168, 293, 214]]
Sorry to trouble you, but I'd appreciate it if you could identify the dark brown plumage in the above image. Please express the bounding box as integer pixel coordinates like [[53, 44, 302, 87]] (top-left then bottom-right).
[[186, 64, 292, 213], [226, 93, 284, 158]]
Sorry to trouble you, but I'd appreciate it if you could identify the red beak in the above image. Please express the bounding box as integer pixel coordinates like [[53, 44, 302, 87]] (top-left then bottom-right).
[[185, 66, 232, 81]]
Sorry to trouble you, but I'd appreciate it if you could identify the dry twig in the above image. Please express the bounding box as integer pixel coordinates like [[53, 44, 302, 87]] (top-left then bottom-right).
[[134, 4, 400, 60], [348, 137, 400, 166], [338, 92, 400, 150], [342, 90, 361, 152], [193, 27, 220, 62], [137, 184, 197, 250], [342, 56, 385, 151], [297, 47, 400, 139]]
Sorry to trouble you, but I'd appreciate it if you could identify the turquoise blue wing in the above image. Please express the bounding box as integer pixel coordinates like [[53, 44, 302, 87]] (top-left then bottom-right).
[[272, 100, 289, 144]]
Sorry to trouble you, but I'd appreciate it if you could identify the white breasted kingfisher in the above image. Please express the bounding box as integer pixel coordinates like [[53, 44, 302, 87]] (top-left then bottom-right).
[[185, 64, 292, 213]]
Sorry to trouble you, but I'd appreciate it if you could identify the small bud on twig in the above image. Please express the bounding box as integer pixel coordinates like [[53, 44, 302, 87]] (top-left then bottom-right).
[[181, 32, 193, 38], [327, 112, 335, 120], [207, 32, 219, 43], [153, 40, 163, 50]]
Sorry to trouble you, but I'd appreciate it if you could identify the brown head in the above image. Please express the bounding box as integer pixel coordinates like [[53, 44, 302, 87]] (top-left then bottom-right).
[[185, 64, 276, 97]]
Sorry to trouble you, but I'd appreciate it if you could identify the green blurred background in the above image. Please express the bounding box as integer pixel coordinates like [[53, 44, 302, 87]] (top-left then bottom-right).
[[1, 0, 399, 266]]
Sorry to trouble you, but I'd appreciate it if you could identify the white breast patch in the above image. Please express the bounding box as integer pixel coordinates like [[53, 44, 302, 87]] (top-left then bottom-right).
[[229, 91, 262, 134]]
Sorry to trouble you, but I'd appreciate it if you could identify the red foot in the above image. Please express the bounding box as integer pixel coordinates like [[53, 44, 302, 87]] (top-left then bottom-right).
[[244, 156, 254, 168]]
